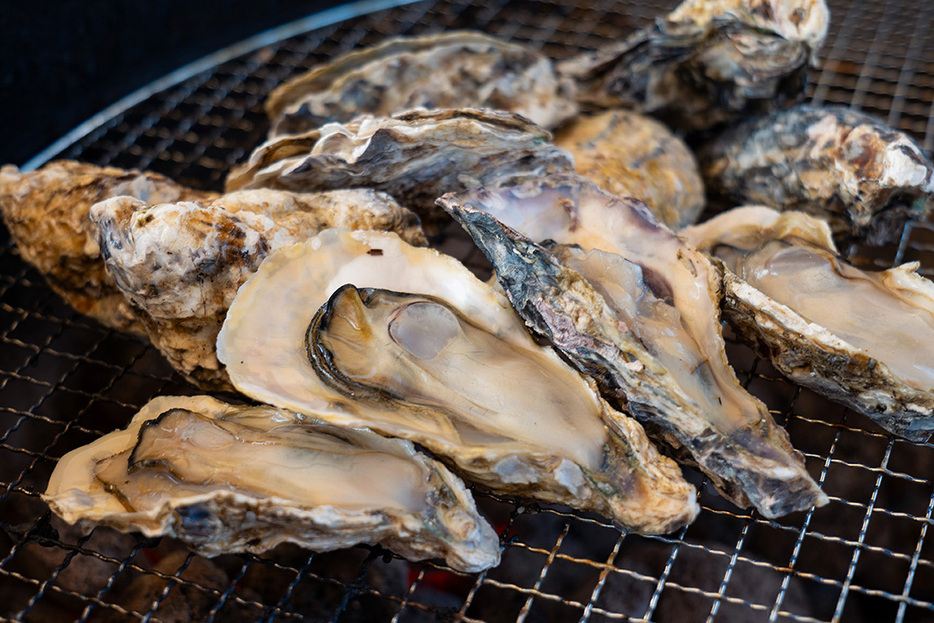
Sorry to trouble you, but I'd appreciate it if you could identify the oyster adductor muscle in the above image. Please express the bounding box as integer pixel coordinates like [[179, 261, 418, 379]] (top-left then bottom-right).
[[225, 108, 575, 233], [698, 104, 934, 245], [265, 30, 578, 136], [684, 206, 934, 441], [217, 229, 699, 534], [90, 188, 425, 391], [43, 395, 500, 572], [0, 161, 217, 334], [438, 176, 827, 518]]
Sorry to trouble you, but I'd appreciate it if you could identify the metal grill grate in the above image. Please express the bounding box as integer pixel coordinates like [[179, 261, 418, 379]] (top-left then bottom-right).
[[3, 1, 934, 621]]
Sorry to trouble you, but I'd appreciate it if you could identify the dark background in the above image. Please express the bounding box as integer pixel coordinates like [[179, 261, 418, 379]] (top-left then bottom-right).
[[0, 1, 348, 167]]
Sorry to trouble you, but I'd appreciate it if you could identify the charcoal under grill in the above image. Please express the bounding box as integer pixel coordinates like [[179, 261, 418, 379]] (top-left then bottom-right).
[[3, 0, 934, 621]]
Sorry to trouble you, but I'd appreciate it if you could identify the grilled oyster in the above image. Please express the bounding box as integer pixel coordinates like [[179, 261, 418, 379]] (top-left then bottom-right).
[[90, 188, 425, 391], [683, 206, 934, 441], [265, 31, 578, 136], [698, 104, 934, 245], [0, 161, 216, 334], [554, 109, 705, 228], [225, 108, 575, 233], [217, 229, 699, 534], [43, 395, 500, 572], [438, 176, 827, 518], [559, 16, 808, 133]]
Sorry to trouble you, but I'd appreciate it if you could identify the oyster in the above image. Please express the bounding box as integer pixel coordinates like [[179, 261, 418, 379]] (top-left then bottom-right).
[[559, 16, 808, 133], [438, 176, 827, 517], [265, 31, 578, 136], [553, 109, 705, 228], [43, 395, 500, 572], [683, 206, 934, 441], [0, 160, 216, 334], [217, 229, 699, 534], [225, 108, 575, 233], [698, 104, 934, 245], [90, 188, 425, 391]]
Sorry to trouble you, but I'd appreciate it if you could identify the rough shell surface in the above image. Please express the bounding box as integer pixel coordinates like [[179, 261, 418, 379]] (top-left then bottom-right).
[[90, 188, 425, 391], [266, 30, 579, 136], [43, 395, 500, 572]]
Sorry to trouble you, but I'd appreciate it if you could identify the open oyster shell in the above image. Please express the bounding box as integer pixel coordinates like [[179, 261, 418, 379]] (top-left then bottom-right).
[[554, 109, 705, 229], [265, 31, 578, 136], [90, 188, 425, 391], [438, 176, 827, 518], [698, 104, 934, 245], [683, 206, 934, 441], [225, 108, 575, 233], [217, 229, 699, 534], [0, 161, 216, 334], [43, 395, 500, 572]]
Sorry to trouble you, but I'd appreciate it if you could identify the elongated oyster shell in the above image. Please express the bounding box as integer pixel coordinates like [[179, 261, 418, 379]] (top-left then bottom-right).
[[225, 108, 575, 233], [554, 109, 705, 228], [698, 104, 934, 244], [559, 16, 808, 133], [90, 188, 425, 391], [43, 395, 500, 572], [265, 31, 578, 136], [438, 176, 827, 518], [217, 229, 699, 534], [0, 161, 216, 334], [683, 206, 934, 441]]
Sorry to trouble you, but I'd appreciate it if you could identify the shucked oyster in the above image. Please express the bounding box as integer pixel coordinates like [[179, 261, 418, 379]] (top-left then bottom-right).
[[554, 109, 705, 229], [265, 31, 578, 136], [439, 176, 827, 517], [217, 229, 699, 534], [90, 188, 425, 391], [683, 206, 934, 441], [698, 104, 934, 245], [43, 395, 500, 572], [226, 108, 574, 234], [559, 14, 808, 133], [0, 161, 216, 334]]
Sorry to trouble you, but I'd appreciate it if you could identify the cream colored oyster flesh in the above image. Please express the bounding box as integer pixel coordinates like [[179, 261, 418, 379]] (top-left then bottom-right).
[[265, 30, 578, 136], [90, 188, 425, 391], [683, 206, 934, 441], [217, 229, 699, 534], [43, 395, 499, 571]]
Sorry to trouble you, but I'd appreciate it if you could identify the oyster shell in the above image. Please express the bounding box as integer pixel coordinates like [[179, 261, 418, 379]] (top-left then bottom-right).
[[553, 109, 705, 229], [217, 229, 699, 534], [438, 176, 828, 518], [559, 16, 808, 133], [697, 104, 934, 245], [90, 188, 425, 391], [0, 161, 216, 334], [683, 206, 934, 441], [225, 108, 575, 233], [265, 31, 578, 136], [43, 395, 500, 572]]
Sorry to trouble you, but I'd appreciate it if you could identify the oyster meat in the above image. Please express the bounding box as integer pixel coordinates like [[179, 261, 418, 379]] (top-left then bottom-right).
[[217, 229, 699, 534], [225, 108, 575, 233], [559, 13, 808, 132], [698, 104, 934, 245], [90, 188, 425, 391], [554, 109, 705, 229], [438, 176, 827, 517], [0, 161, 216, 334], [683, 206, 934, 441], [43, 395, 500, 572], [265, 30, 578, 136]]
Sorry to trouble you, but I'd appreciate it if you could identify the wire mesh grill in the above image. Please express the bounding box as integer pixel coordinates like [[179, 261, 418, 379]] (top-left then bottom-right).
[[2, 0, 934, 621]]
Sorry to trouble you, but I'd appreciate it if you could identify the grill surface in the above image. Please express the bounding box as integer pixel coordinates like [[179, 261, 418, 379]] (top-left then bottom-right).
[[3, 1, 934, 621]]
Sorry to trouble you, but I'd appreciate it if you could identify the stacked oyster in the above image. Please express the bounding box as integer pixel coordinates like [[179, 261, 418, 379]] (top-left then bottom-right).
[[2, 0, 933, 575]]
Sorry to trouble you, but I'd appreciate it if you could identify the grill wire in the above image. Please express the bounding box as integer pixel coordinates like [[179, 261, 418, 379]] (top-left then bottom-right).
[[2, 0, 934, 621]]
